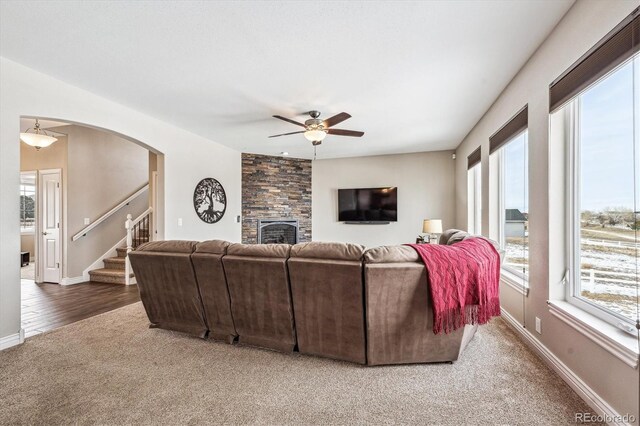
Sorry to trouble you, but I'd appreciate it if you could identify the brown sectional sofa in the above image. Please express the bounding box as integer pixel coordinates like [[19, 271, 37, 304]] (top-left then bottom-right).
[[288, 242, 367, 364], [222, 244, 297, 353], [364, 245, 477, 365], [191, 240, 237, 343], [129, 240, 208, 338], [129, 230, 494, 365]]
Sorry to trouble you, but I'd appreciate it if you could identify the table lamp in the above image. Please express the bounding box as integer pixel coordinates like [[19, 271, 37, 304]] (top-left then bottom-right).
[[422, 219, 443, 244]]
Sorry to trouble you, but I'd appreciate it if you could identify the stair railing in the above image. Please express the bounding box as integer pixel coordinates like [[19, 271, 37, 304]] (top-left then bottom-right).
[[125, 207, 153, 285], [72, 183, 149, 242]]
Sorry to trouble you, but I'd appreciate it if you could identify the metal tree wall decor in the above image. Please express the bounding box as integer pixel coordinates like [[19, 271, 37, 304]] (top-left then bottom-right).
[[193, 178, 227, 223]]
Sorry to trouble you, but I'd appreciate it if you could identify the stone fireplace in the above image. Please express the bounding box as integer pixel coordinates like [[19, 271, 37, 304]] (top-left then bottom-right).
[[241, 153, 311, 244], [258, 219, 299, 244]]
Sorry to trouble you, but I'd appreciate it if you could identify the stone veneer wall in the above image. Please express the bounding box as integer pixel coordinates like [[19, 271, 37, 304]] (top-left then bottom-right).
[[241, 153, 312, 244]]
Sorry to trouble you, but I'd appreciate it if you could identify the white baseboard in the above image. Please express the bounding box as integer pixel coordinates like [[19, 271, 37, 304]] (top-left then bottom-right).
[[501, 309, 631, 426], [83, 236, 126, 280], [0, 329, 24, 351], [60, 276, 86, 286]]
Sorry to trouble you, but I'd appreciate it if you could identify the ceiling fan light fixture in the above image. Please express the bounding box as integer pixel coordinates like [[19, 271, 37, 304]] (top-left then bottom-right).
[[304, 129, 327, 142], [20, 119, 58, 150]]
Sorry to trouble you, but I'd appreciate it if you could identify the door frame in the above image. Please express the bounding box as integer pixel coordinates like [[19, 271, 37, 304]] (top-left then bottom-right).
[[19, 170, 37, 280], [151, 170, 158, 241], [36, 168, 63, 284]]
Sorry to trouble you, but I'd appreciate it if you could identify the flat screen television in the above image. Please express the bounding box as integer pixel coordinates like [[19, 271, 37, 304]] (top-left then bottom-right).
[[338, 187, 397, 222]]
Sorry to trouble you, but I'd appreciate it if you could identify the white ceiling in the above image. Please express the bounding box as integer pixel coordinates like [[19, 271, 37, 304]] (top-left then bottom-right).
[[1, 1, 574, 159]]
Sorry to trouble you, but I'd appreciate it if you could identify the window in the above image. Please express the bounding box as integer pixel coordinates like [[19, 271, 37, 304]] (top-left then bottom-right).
[[489, 106, 529, 281], [20, 172, 36, 233], [565, 55, 638, 326], [468, 165, 482, 235], [495, 131, 529, 279], [549, 8, 639, 329], [467, 147, 482, 235]]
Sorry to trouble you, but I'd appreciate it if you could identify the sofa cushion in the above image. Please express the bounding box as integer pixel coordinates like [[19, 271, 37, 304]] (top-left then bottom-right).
[[439, 229, 501, 253], [448, 231, 469, 245], [291, 241, 365, 261], [438, 229, 466, 245], [195, 240, 231, 255], [363, 245, 420, 263], [227, 243, 291, 258], [135, 240, 197, 253]]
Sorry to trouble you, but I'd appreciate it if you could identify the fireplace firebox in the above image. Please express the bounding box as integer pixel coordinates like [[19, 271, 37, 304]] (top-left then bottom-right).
[[257, 219, 299, 244]]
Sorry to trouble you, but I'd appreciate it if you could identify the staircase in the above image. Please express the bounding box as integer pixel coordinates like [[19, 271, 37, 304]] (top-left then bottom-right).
[[88, 247, 135, 284], [88, 212, 151, 285]]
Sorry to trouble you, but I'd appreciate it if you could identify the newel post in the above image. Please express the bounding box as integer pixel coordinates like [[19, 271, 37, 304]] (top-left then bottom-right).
[[125, 214, 133, 286]]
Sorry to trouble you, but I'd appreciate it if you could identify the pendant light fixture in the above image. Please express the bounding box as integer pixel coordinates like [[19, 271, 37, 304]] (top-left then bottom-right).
[[20, 119, 58, 150]]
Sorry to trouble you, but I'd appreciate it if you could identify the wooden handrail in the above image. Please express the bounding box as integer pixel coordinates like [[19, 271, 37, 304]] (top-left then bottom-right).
[[72, 183, 149, 241], [130, 207, 153, 227], [125, 207, 153, 286]]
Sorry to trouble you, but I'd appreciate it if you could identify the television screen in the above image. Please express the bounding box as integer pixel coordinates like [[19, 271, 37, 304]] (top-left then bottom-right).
[[338, 187, 397, 222]]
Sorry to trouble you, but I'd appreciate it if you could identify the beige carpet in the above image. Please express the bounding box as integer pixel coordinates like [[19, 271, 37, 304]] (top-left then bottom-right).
[[0, 302, 596, 425]]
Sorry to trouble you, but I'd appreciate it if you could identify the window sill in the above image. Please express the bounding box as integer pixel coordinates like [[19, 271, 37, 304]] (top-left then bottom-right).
[[547, 300, 638, 369], [501, 268, 529, 296]]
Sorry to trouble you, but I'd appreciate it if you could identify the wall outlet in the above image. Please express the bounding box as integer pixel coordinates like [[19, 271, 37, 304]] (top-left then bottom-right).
[[83, 218, 90, 225], [177, 218, 183, 227], [535, 317, 542, 334]]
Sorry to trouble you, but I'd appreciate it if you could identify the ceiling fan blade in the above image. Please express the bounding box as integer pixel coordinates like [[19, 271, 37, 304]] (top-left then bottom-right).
[[268, 130, 305, 138], [326, 128, 364, 137], [323, 112, 351, 128], [273, 115, 307, 128]]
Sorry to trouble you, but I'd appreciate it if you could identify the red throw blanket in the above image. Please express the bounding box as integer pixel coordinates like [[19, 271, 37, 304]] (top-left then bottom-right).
[[408, 238, 501, 334]]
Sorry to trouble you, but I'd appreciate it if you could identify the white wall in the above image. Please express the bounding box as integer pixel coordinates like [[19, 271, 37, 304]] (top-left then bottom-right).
[[63, 124, 149, 278], [313, 151, 456, 247], [454, 0, 638, 420], [0, 58, 242, 344]]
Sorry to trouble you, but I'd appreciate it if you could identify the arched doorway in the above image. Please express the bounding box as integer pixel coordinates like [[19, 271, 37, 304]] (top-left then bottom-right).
[[19, 116, 165, 338]]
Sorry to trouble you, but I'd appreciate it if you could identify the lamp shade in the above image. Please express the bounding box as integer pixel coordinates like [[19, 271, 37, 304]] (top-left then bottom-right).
[[304, 129, 327, 142], [422, 219, 443, 234], [20, 119, 58, 150], [20, 132, 58, 149]]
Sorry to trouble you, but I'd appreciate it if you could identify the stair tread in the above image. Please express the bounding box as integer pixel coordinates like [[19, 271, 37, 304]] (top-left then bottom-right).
[[89, 268, 133, 277], [103, 257, 126, 271], [116, 242, 149, 258]]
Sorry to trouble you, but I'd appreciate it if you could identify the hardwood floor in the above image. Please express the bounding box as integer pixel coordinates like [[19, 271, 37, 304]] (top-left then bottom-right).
[[21, 279, 140, 338]]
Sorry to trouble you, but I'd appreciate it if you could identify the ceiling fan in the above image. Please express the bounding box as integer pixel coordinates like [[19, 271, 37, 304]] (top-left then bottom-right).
[[269, 110, 364, 146]]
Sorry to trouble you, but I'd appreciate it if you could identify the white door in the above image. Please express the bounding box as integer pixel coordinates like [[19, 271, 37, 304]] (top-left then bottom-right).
[[40, 169, 61, 283]]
